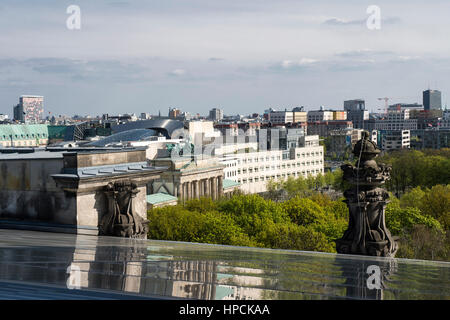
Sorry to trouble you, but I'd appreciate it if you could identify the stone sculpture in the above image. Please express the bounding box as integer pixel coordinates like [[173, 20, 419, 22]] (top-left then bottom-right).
[[100, 180, 148, 238], [336, 131, 398, 257]]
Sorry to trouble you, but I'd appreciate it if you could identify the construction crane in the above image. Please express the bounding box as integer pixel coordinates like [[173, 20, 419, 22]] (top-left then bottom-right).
[[377, 96, 417, 116]]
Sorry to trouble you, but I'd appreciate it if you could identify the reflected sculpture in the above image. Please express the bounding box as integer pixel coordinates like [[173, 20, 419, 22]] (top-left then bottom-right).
[[100, 181, 148, 238], [335, 256, 398, 300], [336, 131, 398, 257]]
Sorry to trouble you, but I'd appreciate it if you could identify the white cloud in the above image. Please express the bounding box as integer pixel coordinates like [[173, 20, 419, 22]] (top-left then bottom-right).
[[170, 69, 187, 76], [281, 58, 318, 69]]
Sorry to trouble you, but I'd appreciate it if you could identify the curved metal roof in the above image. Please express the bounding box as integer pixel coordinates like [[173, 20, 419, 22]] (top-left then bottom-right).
[[85, 129, 159, 147], [110, 118, 184, 139]]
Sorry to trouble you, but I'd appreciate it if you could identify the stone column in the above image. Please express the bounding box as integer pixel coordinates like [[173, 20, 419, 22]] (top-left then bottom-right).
[[194, 180, 200, 199], [179, 182, 185, 202], [186, 181, 191, 200], [211, 177, 217, 200], [202, 179, 206, 198], [199, 180, 204, 198], [218, 175, 223, 198]]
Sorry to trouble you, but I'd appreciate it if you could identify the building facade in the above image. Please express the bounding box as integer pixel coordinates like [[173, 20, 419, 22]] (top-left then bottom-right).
[[0, 124, 49, 147], [307, 120, 353, 137], [423, 89, 442, 111], [220, 135, 324, 194], [14, 95, 44, 123], [268, 111, 294, 124], [148, 156, 225, 202], [379, 130, 410, 151], [374, 109, 418, 131], [307, 110, 334, 122], [209, 108, 224, 122]]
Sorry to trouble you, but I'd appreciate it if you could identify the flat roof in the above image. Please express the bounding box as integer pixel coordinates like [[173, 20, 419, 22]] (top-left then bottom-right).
[[146, 192, 178, 205], [0, 150, 64, 160]]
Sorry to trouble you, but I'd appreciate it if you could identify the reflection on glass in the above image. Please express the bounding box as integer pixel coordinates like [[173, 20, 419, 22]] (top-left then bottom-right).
[[0, 230, 448, 300]]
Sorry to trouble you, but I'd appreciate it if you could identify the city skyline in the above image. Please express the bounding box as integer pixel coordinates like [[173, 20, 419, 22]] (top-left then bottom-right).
[[1, 1, 450, 116]]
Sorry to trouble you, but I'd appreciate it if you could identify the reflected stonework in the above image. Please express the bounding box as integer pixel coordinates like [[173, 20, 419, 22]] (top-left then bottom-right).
[[336, 131, 398, 257], [99, 181, 148, 239]]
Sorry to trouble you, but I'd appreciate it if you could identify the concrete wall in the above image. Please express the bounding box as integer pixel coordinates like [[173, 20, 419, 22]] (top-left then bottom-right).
[[0, 157, 77, 224], [0, 149, 161, 236]]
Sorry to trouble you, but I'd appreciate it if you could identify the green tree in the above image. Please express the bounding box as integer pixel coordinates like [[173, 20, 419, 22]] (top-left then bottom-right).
[[399, 186, 425, 209], [419, 185, 450, 230]]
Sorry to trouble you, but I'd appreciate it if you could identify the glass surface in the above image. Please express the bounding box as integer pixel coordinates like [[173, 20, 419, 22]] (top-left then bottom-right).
[[0, 229, 448, 300]]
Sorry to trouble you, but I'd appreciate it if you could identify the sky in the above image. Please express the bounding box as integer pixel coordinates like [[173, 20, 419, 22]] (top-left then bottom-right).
[[1, 0, 450, 117]]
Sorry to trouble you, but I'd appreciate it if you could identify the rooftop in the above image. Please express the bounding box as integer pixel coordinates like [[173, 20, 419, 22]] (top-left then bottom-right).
[[146, 192, 178, 205], [222, 179, 240, 189]]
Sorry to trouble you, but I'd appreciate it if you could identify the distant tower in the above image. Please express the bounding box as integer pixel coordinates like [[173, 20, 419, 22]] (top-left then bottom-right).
[[13, 95, 44, 123], [423, 89, 442, 110], [169, 108, 181, 119], [208, 108, 224, 121]]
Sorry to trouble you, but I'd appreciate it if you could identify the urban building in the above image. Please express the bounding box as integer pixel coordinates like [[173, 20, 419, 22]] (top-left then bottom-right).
[[328, 128, 364, 159], [344, 99, 365, 111], [214, 123, 239, 136], [292, 107, 307, 123], [374, 109, 418, 131], [410, 129, 450, 149], [220, 135, 324, 194], [344, 99, 368, 129], [148, 156, 227, 202], [186, 120, 221, 146], [333, 111, 347, 120], [307, 120, 353, 137], [209, 108, 224, 122], [169, 108, 181, 119], [13, 95, 44, 123], [423, 89, 442, 111], [379, 130, 410, 151], [0, 124, 49, 147], [257, 127, 305, 151], [268, 110, 294, 124], [388, 103, 423, 111], [140, 113, 151, 120], [347, 110, 369, 129], [307, 110, 334, 122]]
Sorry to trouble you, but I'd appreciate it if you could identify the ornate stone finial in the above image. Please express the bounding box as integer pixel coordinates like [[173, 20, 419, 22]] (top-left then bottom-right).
[[100, 180, 148, 238], [336, 132, 398, 257]]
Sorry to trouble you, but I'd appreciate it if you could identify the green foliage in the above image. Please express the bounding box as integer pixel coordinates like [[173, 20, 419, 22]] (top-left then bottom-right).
[[264, 169, 347, 201], [148, 193, 349, 253], [378, 148, 450, 196], [419, 185, 450, 231], [147, 203, 255, 247], [399, 186, 425, 209], [282, 197, 325, 226], [396, 225, 449, 261], [148, 165, 450, 261], [264, 223, 335, 252], [385, 202, 443, 236]]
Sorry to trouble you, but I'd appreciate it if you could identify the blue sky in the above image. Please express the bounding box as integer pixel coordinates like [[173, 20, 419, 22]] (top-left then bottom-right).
[[1, 0, 450, 117]]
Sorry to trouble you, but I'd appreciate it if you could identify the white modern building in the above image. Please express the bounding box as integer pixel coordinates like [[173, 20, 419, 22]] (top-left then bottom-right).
[[219, 135, 324, 194], [375, 109, 418, 131], [380, 130, 410, 151]]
